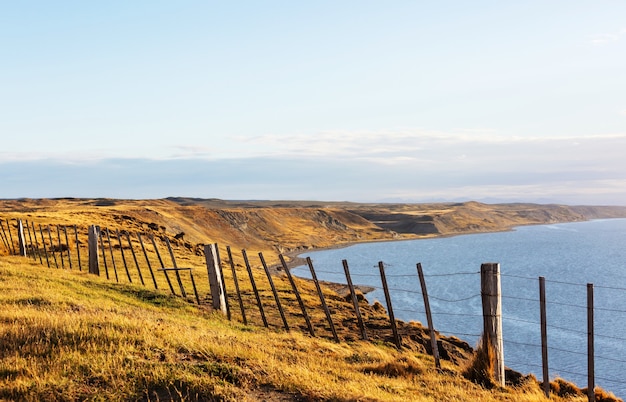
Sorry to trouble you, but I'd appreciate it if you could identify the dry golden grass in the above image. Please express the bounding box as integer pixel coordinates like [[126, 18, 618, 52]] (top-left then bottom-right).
[[1, 198, 624, 401], [0, 255, 602, 402]]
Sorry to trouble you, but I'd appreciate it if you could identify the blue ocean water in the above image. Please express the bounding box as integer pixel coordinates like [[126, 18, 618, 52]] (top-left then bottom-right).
[[293, 218, 626, 397]]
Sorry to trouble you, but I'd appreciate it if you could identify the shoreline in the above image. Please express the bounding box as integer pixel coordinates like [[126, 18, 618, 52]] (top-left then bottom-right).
[[280, 218, 607, 296]]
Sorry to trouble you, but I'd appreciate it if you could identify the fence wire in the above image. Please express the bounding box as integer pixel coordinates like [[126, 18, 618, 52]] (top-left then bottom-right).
[[3, 216, 626, 396]]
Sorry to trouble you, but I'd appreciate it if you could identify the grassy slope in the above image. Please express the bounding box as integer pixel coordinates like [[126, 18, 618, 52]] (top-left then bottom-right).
[[1, 198, 625, 401], [0, 256, 587, 402]]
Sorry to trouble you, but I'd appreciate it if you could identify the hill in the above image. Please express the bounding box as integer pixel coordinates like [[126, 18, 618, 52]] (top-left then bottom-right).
[[3, 198, 626, 257], [1, 198, 625, 401], [0, 255, 607, 401]]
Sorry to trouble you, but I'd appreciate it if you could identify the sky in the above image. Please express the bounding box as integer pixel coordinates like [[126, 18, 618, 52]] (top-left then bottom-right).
[[1, 1, 625, 204]]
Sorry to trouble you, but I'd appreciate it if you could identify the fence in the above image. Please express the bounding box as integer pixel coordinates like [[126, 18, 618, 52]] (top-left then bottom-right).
[[1, 217, 625, 401]]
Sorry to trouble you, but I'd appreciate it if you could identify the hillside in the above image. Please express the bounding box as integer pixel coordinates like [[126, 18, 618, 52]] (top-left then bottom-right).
[[1, 198, 625, 401], [0, 255, 605, 401], [2, 198, 625, 258]]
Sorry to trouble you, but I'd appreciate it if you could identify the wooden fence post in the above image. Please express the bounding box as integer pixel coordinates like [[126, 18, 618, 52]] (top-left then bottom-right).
[[74, 225, 82, 271], [63, 226, 72, 269], [39, 224, 50, 268], [417, 263, 440, 368], [227, 246, 247, 324], [279, 254, 314, 336], [5, 219, 16, 255], [259, 252, 289, 331], [47, 226, 59, 268], [25, 220, 37, 261], [56, 225, 65, 268], [189, 270, 201, 305], [343, 259, 367, 341], [205, 244, 228, 315], [165, 237, 187, 296], [480, 262, 504, 387], [378, 261, 401, 349], [242, 249, 268, 328], [17, 220, 27, 257], [0, 220, 10, 253], [306, 257, 339, 343], [151, 235, 175, 295], [117, 230, 132, 283], [213, 244, 231, 319], [587, 283, 596, 402], [33, 222, 43, 264], [539, 276, 550, 398], [99, 229, 110, 280], [125, 232, 145, 286], [138, 234, 158, 289], [105, 229, 119, 282], [88, 225, 100, 275]]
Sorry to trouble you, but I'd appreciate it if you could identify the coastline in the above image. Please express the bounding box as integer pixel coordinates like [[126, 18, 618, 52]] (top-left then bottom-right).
[[281, 229, 509, 297], [280, 217, 609, 296]]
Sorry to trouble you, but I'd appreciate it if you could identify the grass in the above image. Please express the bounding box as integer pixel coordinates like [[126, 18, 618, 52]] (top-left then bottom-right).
[[1, 198, 624, 401], [0, 255, 612, 402]]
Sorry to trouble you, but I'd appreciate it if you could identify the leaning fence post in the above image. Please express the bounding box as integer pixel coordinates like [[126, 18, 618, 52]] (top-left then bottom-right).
[[33, 222, 43, 264], [138, 233, 158, 289], [117, 230, 132, 283], [205, 244, 227, 315], [74, 225, 82, 271], [280, 254, 314, 336], [378, 261, 401, 348], [587, 283, 596, 402], [306, 257, 339, 343], [343, 259, 367, 341], [242, 249, 268, 328], [88, 225, 100, 275], [259, 252, 289, 331], [5, 219, 16, 255], [17, 220, 27, 257], [151, 235, 175, 295], [213, 244, 231, 319], [56, 225, 65, 268], [39, 224, 50, 268], [125, 232, 145, 286], [25, 220, 37, 261], [99, 229, 110, 280], [0, 220, 10, 253], [47, 226, 59, 268], [63, 226, 72, 269], [164, 237, 185, 297], [417, 263, 440, 368], [226, 246, 247, 324], [480, 262, 504, 387], [105, 229, 119, 282], [539, 276, 549, 398]]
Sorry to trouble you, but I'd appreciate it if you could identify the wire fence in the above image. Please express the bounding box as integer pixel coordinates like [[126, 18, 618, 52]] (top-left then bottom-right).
[[2, 216, 625, 398]]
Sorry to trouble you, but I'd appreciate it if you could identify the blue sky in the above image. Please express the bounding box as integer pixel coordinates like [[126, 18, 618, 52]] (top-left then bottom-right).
[[1, 1, 625, 204]]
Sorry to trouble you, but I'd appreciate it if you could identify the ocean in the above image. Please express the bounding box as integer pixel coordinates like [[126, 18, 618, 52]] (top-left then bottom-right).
[[293, 218, 626, 398]]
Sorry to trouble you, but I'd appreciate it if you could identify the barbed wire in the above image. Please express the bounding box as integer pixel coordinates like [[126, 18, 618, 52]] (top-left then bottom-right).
[[431, 311, 483, 318], [546, 322, 587, 336], [423, 271, 480, 277], [5, 218, 626, 394], [505, 339, 541, 349], [501, 294, 539, 303], [595, 305, 626, 314], [429, 293, 481, 303], [434, 330, 481, 339], [502, 316, 540, 327]]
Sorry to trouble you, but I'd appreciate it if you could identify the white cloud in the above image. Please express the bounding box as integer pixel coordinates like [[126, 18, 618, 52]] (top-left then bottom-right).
[[170, 146, 213, 159], [232, 131, 626, 174], [383, 179, 626, 205], [588, 28, 626, 45]]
